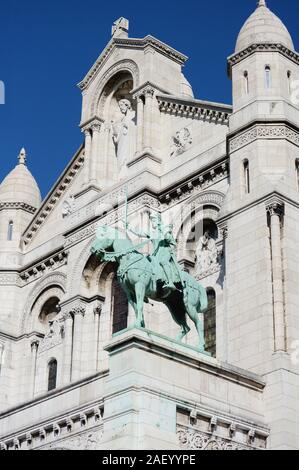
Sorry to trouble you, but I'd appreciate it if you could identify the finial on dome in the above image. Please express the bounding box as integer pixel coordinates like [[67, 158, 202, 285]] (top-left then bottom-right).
[[18, 148, 27, 165], [258, 0, 267, 7]]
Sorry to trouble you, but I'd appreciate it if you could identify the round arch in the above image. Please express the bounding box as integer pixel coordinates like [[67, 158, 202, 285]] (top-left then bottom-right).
[[173, 190, 225, 254], [21, 273, 66, 334], [90, 59, 140, 118]]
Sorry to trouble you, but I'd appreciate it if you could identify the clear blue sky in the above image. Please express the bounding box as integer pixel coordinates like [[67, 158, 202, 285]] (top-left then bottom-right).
[[0, 0, 298, 198]]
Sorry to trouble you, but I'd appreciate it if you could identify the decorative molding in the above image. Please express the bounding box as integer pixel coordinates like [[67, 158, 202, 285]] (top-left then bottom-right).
[[0, 272, 22, 287], [158, 97, 231, 125], [160, 161, 228, 207], [0, 202, 37, 214], [227, 43, 299, 77], [229, 124, 299, 154], [177, 426, 255, 451], [0, 404, 104, 451], [20, 251, 68, 285], [22, 148, 85, 248]]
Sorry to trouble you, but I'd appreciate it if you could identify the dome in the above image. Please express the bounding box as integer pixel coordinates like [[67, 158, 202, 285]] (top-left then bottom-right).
[[0, 149, 41, 209], [180, 73, 194, 99], [235, 1, 294, 53]]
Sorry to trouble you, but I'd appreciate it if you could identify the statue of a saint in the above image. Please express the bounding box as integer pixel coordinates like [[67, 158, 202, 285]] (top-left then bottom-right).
[[195, 231, 218, 274], [111, 99, 136, 177], [124, 214, 180, 290]]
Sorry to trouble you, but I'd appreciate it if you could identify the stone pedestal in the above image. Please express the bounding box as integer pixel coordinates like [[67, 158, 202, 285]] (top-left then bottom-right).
[[99, 328, 269, 450]]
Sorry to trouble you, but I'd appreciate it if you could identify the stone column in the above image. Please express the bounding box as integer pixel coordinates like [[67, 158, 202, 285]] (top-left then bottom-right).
[[82, 127, 92, 186], [90, 122, 102, 184], [30, 339, 39, 398], [267, 201, 285, 352], [143, 87, 155, 152], [71, 305, 86, 382], [62, 312, 73, 385], [136, 95, 144, 154]]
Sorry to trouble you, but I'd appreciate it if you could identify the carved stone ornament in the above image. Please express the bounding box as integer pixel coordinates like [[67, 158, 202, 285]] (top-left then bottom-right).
[[42, 429, 103, 451], [171, 127, 193, 157], [177, 426, 254, 451], [62, 196, 76, 218], [38, 319, 63, 355], [229, 124, 299, 153], [195, 232, 219, 277]]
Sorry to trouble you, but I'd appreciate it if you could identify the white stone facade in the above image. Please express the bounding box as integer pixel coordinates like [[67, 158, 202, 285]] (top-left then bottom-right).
[[0, 2, 299, 450]]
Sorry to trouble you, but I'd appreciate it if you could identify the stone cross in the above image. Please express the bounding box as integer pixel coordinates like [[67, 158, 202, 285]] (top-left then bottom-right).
[[112, 18, 129, 38]]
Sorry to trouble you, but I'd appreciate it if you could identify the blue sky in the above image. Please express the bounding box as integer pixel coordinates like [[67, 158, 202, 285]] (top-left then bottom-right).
[[0, 0, 298, 198]]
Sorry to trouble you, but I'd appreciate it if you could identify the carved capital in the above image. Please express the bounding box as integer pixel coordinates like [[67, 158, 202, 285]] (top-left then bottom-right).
[[91, 122, 101, 133], [70, 304, 86, 317], [266, 200, 284, 219], [93, 303, 103, 316], [31, 338, 40, 352], [144, 86, 155, 98]]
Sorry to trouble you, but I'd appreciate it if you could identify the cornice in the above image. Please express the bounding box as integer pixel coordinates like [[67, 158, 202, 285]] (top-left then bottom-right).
[[158, 96, 231, 125], [21, 145, 85, 248], [227, 43, 299, 77], [0, 202, 37, 214], [159, 159, 229, 207], [19, 250, 69, 285], [78, 35, 188, 91], [79, 116, 104, 132], [131, 81, 170, 99]]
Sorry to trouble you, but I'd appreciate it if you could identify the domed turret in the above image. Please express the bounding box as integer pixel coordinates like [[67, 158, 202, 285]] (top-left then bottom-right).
[[180, 73, 194, 99], [0, 148, 41, 209], [0, 149, 41, 257], [235, 0, 294, 53]]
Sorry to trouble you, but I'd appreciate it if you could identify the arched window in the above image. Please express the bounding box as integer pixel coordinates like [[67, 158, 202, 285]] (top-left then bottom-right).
[[287, 71, 292, 95], [112, 276, 128, 334], [204, 289, 216, 357], [7, 221, 13, 241], [265, 66, 271, 89], [244, 71, 249, 94], [39, 297, 60, 326], [48, 359, 57, 391], [243, 159, 250, 194]]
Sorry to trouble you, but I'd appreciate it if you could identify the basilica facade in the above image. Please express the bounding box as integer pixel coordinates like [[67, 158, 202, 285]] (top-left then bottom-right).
[[0, 1, 298, 450]]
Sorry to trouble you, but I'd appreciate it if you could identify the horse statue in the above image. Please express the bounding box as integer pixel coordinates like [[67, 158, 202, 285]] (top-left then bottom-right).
[[91, 220, 208, 351]]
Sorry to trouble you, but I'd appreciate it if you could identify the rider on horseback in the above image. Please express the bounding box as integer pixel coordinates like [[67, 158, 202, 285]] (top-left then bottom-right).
[[123, 213, 180, 290]]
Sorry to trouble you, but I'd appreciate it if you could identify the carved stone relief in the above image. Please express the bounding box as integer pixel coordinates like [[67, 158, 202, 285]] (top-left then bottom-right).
[[170, 127, 192, 157]]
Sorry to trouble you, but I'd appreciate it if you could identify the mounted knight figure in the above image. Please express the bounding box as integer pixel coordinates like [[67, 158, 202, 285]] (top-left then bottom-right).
[[91, 214, 208, 351]]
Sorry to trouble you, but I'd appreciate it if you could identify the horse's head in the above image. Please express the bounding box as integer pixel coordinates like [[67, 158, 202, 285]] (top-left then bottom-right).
[[91, 226, 116, 258]]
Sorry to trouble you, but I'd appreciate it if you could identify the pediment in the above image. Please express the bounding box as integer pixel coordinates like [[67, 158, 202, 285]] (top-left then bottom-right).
[[78, 35, 188, 92]]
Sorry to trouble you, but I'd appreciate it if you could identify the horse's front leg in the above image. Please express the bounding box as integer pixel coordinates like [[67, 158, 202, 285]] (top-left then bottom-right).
[[134, 281, 146, 328]]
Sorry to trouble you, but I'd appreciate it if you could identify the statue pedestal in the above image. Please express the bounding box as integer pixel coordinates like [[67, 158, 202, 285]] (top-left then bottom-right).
[[99, 328, 267, 450]]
